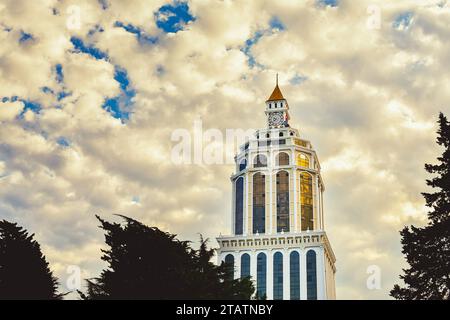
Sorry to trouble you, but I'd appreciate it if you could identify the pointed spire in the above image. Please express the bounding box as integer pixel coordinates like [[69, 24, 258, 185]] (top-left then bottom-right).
[[266, 73, 284, 102]]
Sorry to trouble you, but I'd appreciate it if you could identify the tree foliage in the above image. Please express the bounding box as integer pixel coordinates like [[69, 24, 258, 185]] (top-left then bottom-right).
[[391, 113, 450, 300], [80, 215, 254, 299], [0, 220, 61, 300]]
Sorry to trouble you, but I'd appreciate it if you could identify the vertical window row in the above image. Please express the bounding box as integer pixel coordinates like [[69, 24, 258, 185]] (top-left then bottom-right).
[[240, 254, 250, 279], [276, 171, 290, 233], [253, 173, 265, 234], [235, 177, 244, 235], [300, 172, 314, 231], [306, 250, 317, 300], [256, 253, 267, 299], [224, 254, 235, 281], [290, 251, 300, 300], [237, 250, 315, 300], [273, 252, 283, 300]]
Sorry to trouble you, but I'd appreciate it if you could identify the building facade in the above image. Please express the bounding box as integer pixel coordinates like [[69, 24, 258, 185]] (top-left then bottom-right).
[[217, 79, 336, 300]]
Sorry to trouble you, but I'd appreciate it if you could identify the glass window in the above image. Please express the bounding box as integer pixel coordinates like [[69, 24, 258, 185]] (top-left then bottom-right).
[[290, 251, 300, 300], [253, 173, 265, 234], [239, 158, 247, 171], [273, 252, 283, 300], [256, 253, 267, 299], [240, 253, 251, 279], [297, 153, 310, 168], [276, 152, 289, 166], [306, 250, 317, 300], [254, 154, 267, 168], [300, 172, 314, 231], [235, 177, 244, 235], [225, 254, 235, 280], [276, 171, 289, 233]]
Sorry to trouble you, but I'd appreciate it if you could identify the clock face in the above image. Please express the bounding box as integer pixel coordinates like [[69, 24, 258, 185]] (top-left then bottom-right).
[[269, 112, 283, 126]]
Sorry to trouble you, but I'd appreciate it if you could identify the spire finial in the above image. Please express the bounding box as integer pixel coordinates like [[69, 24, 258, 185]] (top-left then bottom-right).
[[276, 73, 279, 86]]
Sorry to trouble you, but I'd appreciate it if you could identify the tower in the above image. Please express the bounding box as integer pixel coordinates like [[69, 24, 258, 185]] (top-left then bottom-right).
[[216, 77, 336, 300]]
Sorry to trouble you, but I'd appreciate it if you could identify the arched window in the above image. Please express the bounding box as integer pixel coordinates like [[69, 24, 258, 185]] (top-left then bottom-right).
[[240, 253, 251, 279], [279, 132, 284, 137], [266, 133, 270, 138], [273, 252, 283, 300], [256, 253, 267, 299], [239, 158, 247, 171], [300, 172, 314, 231], [235, 177, 244, 235], [290, 251, 300, 300], [297, 153, 310, 168], [254, 154, 267, 168], [306, 250, 317, 300], [253, 173, 265, 234], [276, 171, 289, 233], [225, 254, 235, 280], [276, 152, 289, 166]]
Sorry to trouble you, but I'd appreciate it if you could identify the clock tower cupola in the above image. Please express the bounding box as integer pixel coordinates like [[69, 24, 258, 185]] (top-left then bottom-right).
[[265, 74, 290, 128]]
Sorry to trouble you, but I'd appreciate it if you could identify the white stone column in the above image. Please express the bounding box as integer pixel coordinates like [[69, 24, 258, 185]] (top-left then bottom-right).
[[314, 175, 320, 231], [235, 252, 241, 280], [317, 181, 322, 230], [300, 249, 307, 300], [250, 250, 257, 296], [321, 188, 325, 230], [267, 250, 273, 300], [243, 175, 247, 236], [269, 170, 273, 235], [283, 249, 290, 300], [293, 168, 297, 232]]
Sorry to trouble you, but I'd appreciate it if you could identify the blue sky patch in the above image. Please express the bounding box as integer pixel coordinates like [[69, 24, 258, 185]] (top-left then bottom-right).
[[317, 0, 338, 7], [114, 21, 158, 45], [70, 36, 108, 60], [55, 64, 64, 83], [88, 24, 105, 37], [132, 196, 140, 204], [290, 74, 308, 85], [52, 64, 72, 102], [56, 137, 71, 148], [102, 66, 136, 122], [155, 1, 195, 33], [269, 16, 285, 31], [41, 86, 54, 95], [19, 31, 33, 43], [242, 31, 265, 68], [393, 12, 414, 30], [21, 100, 42, 115], [241, 17, 286, 68]]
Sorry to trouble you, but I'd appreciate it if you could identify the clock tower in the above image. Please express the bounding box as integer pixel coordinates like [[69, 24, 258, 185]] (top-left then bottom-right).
[[266, 74, 290, 128], [216, 76, 337, 300]]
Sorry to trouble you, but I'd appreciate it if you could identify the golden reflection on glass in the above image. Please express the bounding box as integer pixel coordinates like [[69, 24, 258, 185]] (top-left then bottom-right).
[[300, 172, 313, 231]]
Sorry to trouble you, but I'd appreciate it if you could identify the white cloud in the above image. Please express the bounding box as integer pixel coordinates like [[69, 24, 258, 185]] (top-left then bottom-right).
[[0, 0, 449, 300]]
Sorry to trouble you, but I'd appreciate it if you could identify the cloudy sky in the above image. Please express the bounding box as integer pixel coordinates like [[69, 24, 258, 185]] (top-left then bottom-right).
[[0, 0, 449, 299]]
